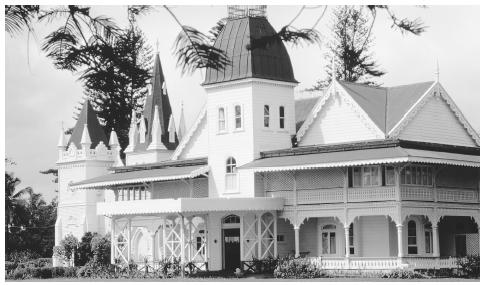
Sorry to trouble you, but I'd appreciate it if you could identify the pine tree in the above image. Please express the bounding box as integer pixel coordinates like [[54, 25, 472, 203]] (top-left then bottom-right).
[[311, 6, 385, 90]]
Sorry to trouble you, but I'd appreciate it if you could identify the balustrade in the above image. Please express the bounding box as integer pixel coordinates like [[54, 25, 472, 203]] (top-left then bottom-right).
[[348, 186, 396, 202], [307, 256, 460, 270]]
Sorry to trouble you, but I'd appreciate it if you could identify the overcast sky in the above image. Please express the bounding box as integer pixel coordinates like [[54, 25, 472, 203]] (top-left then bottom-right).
[[5, 5, 480, 201]]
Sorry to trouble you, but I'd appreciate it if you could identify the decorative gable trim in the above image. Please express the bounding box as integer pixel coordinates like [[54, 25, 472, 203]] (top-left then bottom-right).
[[171, 105, 207, 160], [389, 82, 479, 146], [296, 81, 386, 142]]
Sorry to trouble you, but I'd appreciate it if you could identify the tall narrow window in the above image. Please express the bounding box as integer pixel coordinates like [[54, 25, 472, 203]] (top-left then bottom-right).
[[408, 220, 418, 254], [424, 224, 433, 254], [218, 107, 226, 132], [225, 157, 238, 191], [349, 223, 355, 255], [279, 106, 285, 129], [352, 166, 380, 187], [234, 105, 242, 129], [385, 166, 395, 186], [264, 105, 270, 127], [322, 224, 337, 255]]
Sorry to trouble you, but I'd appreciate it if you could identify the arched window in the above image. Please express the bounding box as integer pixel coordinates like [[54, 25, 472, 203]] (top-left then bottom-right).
[[407, 220, 418, 254], [322, 224, 337, 255], [226, 157, 237, 173], [225, 157, 238, 191]]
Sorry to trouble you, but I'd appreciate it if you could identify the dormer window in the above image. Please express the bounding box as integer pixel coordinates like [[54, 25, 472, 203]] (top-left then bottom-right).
[[218, 107, 226, 132], [235, 105, 243, 130], [225, 157, 238, 192], [264, 105, 270, 127], [279, 106, 285, 129]]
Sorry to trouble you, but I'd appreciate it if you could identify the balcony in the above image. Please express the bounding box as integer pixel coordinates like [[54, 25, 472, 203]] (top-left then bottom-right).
[[401, 185, 479, 203]]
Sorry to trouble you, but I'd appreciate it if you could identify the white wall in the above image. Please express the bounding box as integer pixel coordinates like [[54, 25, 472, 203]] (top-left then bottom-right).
[[399, 94, 477, 147], [357, 216, 391, 257], [299, 91, 382, 146]]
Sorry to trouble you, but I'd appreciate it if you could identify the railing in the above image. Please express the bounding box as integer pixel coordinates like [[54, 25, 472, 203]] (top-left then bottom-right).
[[297, 188, 344, 204], [438, 188, 479, 203], [400, 185, 434, 201], [348, 186, 396, 202], [306, 256, 462, 270]]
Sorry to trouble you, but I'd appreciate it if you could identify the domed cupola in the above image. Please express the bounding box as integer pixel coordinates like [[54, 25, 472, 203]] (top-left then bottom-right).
[[203, 5, 297, 85]]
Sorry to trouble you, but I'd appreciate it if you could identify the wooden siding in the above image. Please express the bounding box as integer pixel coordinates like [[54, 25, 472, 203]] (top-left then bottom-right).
[[399, 95, 477, 147], [299, 93, 382, 146], [178, 114, 209, 160]]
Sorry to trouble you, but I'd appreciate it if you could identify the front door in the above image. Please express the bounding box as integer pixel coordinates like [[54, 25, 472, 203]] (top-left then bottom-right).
[[455, 234, 467, 257], [223, 228, 240, 271]]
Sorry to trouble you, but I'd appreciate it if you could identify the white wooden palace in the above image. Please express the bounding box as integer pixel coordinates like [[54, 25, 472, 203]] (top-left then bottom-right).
[[53, 6, 480, 271]]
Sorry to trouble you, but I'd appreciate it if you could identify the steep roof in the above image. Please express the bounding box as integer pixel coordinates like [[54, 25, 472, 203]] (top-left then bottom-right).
[[67, 100, 108, 150], [139, 53, 178, 151], [337, 80, 434, 134], [295, 96, 320, 131], [203, 15, 296, 85]]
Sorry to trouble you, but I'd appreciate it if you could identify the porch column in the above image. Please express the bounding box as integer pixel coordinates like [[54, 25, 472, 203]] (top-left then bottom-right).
[[257, 214, 262, 259], [151, 232, 156, 265], [240, 214, 244, 262], [127, 218, 132, 264], [344, 225, 350, 258], [273, 211, 278, 258], [432, 225, 440, 257], [187, 217, 193, 262], [294, 225, 300, 258], [162, 218, 167, 259], [180, 215, 186, 264], [396, 224, 404, 258], [110, 217, 115, 264]]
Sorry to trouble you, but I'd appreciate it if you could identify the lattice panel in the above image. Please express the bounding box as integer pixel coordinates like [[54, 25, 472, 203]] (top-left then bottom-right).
[[242, 213, 259, 260], [400, 186, 433, 201], [265, 172, 294, 191], [193, 178, 208, 198], [297, 189, 344, 204], [466, 233, 479, 255], [296, 169, 344, 190], [438, 189, 479, 203], [260, 213, 275, 259], [153, 181, 190, 199], [348, 186, 396, 202]]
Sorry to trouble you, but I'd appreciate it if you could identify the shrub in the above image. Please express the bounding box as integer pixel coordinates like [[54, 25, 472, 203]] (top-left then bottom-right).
[[60, 234, 79, 263], [379, 269, 425, 279], [458, 255, 480, 278], [5, 261, 17, 273], [7, 249, 41, 263], [273, 257, 324, 279], [91, 234, 111, 265], [76, 259, 118, 279], [157, 257, 182, 278], [76, 232, 95, 266]]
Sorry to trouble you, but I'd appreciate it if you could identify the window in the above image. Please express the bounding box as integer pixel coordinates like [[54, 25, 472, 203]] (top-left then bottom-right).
[[279, 106, 285, 129], [322, 224, 337, 255], [225, 157, 238, 191], [408, 220, 418, 254], [352, 166, 380, 187], [223, 215, 240, 224], [349, 223, 355, 255], [234, 105, 242, 129], [401, 165, 433, 186], [424, 224, 433, 254], [385, 166, 396, 186], [218, 107, 226, 132], [264, 105, 270, 127]]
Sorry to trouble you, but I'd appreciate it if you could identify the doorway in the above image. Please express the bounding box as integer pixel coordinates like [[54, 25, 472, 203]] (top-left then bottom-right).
[[455, 234, 467, 257], [223, 228, 240, 271]]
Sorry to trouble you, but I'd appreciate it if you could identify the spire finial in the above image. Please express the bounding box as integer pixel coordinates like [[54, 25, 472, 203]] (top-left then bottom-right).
[[57, 121, 66, 148], [80, 123, 92, 149], [435, 59, 440, 82], [147, 105, 167, 150]]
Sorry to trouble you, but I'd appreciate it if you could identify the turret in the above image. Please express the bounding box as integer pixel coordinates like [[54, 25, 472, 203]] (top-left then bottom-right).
[[109, 128, 124, 167]]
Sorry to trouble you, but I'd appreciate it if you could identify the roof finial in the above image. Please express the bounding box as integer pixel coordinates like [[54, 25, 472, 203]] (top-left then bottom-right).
[[435, 59, 440, 82], [331, 55, 336, 82], [156, 39, 159, 53]]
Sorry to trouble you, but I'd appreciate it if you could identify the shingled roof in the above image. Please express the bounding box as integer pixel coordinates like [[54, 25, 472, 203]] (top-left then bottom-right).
[[139, 53, 178, 151], [203, 15, 296, 85], [67, 100, 109, 150]]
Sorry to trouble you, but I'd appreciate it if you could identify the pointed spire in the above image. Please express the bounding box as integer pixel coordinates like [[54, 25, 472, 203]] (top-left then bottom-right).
[[168, 114, 176, 143], [66, 100, 108, 149], [57, 121, 66, 148], [109, 128, 119, 147], [80, 124, 92, 149], [125, 110, 138, 152], [109, 129, 124, 167], [148, 105, 167, 150], [435, 59, 440, 82], [178, 102, 187, 142], [139, 115, 147, 144]]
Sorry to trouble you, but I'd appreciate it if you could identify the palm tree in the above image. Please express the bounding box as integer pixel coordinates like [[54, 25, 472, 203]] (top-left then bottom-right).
[[5, 5, 39, 36], [5, 172, 32, 231]]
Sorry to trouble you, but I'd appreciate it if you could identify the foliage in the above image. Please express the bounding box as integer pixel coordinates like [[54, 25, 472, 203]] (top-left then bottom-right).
[[90, 233, 111, 265], [457, 255, 480, 278], [75, 232, 95, 266], [156, 257, 182, 278], [7, 250, 41, 263], [311, 6, 385, 89], [378, 269, 425, 279], [273, 257, 324, 279], [60, 234, 79, 262], [5, 5, 40, 36], [76, 259, 118, 279]]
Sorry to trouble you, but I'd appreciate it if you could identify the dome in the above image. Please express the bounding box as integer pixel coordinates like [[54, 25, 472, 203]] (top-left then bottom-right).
[[203, 15, 297, 85]]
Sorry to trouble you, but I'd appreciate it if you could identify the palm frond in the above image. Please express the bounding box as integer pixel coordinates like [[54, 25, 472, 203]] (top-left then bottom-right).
[[5, 5, 39, 36]]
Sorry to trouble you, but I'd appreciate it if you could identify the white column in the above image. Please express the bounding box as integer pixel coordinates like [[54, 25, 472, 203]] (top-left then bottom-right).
[[110, 217, 115, 264], [204, 215, 208, 264], [344, 225, 350, 258], [151, 232, 156, 265], [127, 218, 132, 264], [432, 225, 440, 257], [240, 214, 244, 262], [294, 226, 300, 258], [273, 212, 278, 258], [257, 214, 262, 259], [162, 218, 167, 259], [396, 224, 404, 258], [187, 217, 192, 262], [180, 216, 186, 263]]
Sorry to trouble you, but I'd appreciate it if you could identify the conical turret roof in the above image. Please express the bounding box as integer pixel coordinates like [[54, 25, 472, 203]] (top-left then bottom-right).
[[66, 100, 108, 150]]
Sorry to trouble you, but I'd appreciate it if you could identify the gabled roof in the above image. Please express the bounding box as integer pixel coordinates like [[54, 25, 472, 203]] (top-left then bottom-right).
[[203, 15, 296, 85], [295, 96, 320, 132], [67, 100, 108, 150], [140, 53, 178, 151]]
